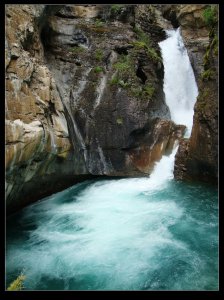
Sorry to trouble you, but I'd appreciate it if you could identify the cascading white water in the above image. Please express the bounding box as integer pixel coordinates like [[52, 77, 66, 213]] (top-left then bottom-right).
[[159, 28, 198, 137], [146, 28, 198, 181]]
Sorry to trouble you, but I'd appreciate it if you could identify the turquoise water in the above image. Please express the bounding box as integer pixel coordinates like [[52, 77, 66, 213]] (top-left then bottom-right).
[[6, 177, 218, 290]]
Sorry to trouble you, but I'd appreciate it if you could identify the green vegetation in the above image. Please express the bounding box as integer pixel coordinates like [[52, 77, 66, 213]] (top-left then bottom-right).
[[211, 34, 218, 56], [203, 5, 217, 27], [202, 30, 218, 80], [113, 55, 133, 78], [94, 66, 104, 73], [130, 84, 155, 99], [109, 76, 119, 86], [142, 84, 155, 98], [118, 80, 130, 88], [113, 59, 130, 73], [95, 49, 103, 61], [7, 274, 26, 291], [133, 26, 151, 45], [203, 33, 218, 68], [69, 46, 85, 54], [108, 30, 158, 101], [132, 26, 162, 63], [111, 55, 134, 88], [109, 76, 130, 89], [130, 86, 142, 98], [94, 18, 105, 27], [116, 117, 123, 125], [201, 69, 215, 81], [110, 54, 156, 100], [110, 4, 124, 14]]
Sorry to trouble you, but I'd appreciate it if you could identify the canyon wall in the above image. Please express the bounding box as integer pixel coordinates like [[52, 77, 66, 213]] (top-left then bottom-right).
[[173, 4, 218, 184], [6, 4, 185, 213], [5, 4, 218, 213]]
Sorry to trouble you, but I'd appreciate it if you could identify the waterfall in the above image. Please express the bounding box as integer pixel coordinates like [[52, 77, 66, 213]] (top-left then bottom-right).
[[159, 28, 198, 137], [146, 28, 198, 180]]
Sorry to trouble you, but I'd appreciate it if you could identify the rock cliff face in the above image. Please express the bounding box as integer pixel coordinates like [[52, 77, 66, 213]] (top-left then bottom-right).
[[5, 5, 89, 213], [174, 4, 218, 184], [156, 5, 213, 82], [6, 4, 185, 213], [42, 5, 185, 176]]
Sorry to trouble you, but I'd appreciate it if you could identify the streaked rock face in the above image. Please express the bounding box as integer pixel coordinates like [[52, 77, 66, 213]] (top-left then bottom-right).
[[5, 5, 89, 213], [7, 4, 209, 213], [174, 5, 218, 184]]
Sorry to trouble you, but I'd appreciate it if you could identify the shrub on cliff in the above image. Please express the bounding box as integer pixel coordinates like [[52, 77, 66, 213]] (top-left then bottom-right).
[[203, 5, 217, 27]]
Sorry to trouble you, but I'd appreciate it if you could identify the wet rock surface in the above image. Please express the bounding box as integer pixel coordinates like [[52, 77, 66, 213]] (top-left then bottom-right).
[[174, 5, 218, 184], [5, 5, 87, 213]]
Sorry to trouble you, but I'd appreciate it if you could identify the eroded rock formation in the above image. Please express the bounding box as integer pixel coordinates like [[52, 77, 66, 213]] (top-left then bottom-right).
[[174, 4, 218, 184], [6, 4, 217, 213], [42, 5, 185, 177], [5, 5, 89, 213], [6, 4, 185, 213]]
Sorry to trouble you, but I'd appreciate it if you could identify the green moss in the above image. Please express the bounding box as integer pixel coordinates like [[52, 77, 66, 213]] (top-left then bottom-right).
[[203, 5, 217, 27], [131, 41, 147, 49], [95, 49, 103, 61], [113, 58, 130, 73], [94, 18, 105, 27], [142, 84, 155, 98], [147, 48, 161, 63], [130, 84, 155, 100], [116, 117, 123, 125], [7, 274, 26, 291], [213, 46, 218, 56], [109, 76, 130, 89], [109, 76, 119, 85], [201, 69, 215, 81], [110, 4, 124, 14], [203, 30, 218, 72], [69, 46, 85, 54], [111, 53, 156, 99], [118, 80, 130, 88], [110, 55, 135, 89], [133, 26, 151, 46], [113, 55, 134, 80], [130, 86, 142, 98], [203, 48, 210, 67], [132, 26, 161, 63], [94, 66, 104, 73], [211, 34, 218, 56]]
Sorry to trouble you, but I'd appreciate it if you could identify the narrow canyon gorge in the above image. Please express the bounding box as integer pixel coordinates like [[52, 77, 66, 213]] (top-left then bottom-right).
[[5, 4, 218, 291], [6, 4, 218, 213]]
